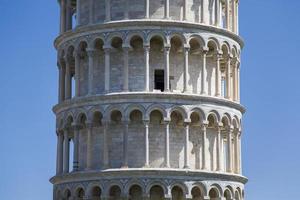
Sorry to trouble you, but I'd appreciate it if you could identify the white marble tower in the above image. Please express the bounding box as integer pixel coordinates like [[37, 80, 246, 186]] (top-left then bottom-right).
[[51, 0, 246, 199]]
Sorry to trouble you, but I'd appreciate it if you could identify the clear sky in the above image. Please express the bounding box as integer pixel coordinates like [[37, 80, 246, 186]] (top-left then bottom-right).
[[0, 1, 299, 199]]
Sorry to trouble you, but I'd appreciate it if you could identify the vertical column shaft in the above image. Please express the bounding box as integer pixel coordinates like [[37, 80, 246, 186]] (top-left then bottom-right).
[[215, 53, 222, 97], [201, 49, 208, 95], [165, 0, 170, 18], [103, 122, 109, 168], [236, 1, 239, 34], [64, 59, 72, 100], [226, 56, 232, 100], [86, 124, 93, 170], [183, 47, 190, 93], [123, 47, 129, 92], [201, 124, 208, 170], [66, 0, 72, 30], [76, 0, 81, 26], [56, 132, 64, 175], [183, 0, 188, 20], [105, 0, 111, 21], [215, 0, 220, 26], [144, 121, 150, 167], [201, 0, 208, 24], [145, 0, 150, 18], [226, 0, 230, 30], [237, 64, 240, 102], [74, 51, 80, 97], [216, 126, 222, 171], [123, 122, 129, 167], [73, 127, 80, 171], [232, 0, 236, 33], [234, 131, 239, 173], [60, 0, 66, 33], [58, 63, 66, 103], [144, 46, 150, 92], [104, 47, 110, 93], [238, 132, 242, 174], [164, 47, 170, 92], [227, 128, 233, 173], [165, 121, 170, 168], [184, 123, 190, 168], [63, 130, 70, 173], [87, 48, 95, 95]]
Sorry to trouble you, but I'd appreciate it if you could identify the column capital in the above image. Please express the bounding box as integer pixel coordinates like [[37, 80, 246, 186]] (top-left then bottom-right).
[[164, 45, 171, 52], [201, 46, 209, 53], [103, 45, 112, 52], [71, 122, 83, 131], [143, 120, 150, 126], [183, 45, 191, 52], [163, 118, 171, 124], [122, 44, 131, 51], [144, 45, 151, 51]]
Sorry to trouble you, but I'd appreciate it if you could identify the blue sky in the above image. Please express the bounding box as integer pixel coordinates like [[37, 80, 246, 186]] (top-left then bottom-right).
[[0, 1, 299, 199]]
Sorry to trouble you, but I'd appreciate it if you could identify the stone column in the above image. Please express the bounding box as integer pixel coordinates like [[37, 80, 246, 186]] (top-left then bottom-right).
[[165, 0, 170, 19], [123, 46, 130, 92], [232, 0, 236, 33], [105, 0, 111, 22], [72, 125, 80, 171], [238, 131, 242, 174], [164, 121, 170, 168], [232, 59, 238, 102], [63, 130, 70, 173], [164, 46, 171, 92], [234, 131, 239, 174], [64, 57, 72, 100], [86, 122, 93, 170], [144, 45, 150, 92], [103, 122, 109, 168], [183, 0, 188, 21], [122, 121, 129, 168], [145, 0, 150, 18], [226, 56, 232, 100], [227, 127, 233, 173], [58, 62, 65, 103], [215, 52, 222, 97], [236, 1, 239, 34], [201, 48, 208, 95], [60, 0, 66, 33], [183, 47, 190, 93], [216, 126, 222, 171], [215, 0, 220, 26], [56, 131, 64, 175], [144, 121, 150, 167], [104, 47, 111, 93], [66, 0, 72, 30], [226, 0, 230, 30], [184, 122, 190, 169], [76, 0, 81, 26], [201, 123, 208, 170], [237, 63, 240, 102], [87, 48, 96, 95], [74, 51, 81, 97]]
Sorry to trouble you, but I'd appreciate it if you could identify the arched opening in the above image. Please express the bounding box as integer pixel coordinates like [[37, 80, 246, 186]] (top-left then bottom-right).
[[109, 185, 122, 200], [150, 36, 165, 92], [110, 37, 124, 92], [150, 185, 164, 200], [109, 110, 123, 168], [171, 186, 184, 200], [129, 35, 145, 91], [224, 189, 231, 200], [191, 186, 203, 200], [209, 188, 219, 200], [170, 110, 185, 168], [170, 36, 184, 92], [128, 109, 144, 167], [207, 40, 218, 96], [64, 189, 71, 200], [76, 188, 85, 200], [56, 190, 62, 200], [93, 111, 103, 127], [91, 186, 102, 200], [129, 185, 143, 200], [111, 110, 123, 124], [77, 41, 88, 96], [94, 39, 105, 94], [235, 191, 240, 200], [149, 110, 164, 167], [189, 38, 203, 94]]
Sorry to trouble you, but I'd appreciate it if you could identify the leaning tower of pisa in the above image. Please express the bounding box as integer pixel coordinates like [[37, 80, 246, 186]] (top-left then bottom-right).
[[51, 0, 246, 199]]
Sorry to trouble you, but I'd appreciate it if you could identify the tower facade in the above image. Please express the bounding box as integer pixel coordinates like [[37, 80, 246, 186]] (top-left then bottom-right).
[[52, 0, 246, 199]]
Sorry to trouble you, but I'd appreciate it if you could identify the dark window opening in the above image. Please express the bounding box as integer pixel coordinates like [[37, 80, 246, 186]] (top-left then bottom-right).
[[154, 70, 165, 92]]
